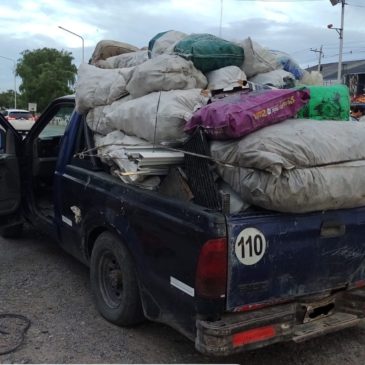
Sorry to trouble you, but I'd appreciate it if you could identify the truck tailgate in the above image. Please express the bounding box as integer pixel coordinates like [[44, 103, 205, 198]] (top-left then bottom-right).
[[227, 207, 365, 310]]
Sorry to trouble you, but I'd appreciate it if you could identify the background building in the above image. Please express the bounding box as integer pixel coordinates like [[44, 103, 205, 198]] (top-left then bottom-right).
[[307, 59, 365, 85]]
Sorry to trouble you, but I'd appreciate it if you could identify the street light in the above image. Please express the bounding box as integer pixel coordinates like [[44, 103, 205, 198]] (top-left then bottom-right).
[[58, 26, 85, 64], [219, 0, 223, 37], [0, 55, 16, 109], [328, 0, 345, 83]]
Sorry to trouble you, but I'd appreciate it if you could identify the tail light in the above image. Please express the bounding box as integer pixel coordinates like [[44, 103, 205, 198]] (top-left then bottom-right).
[[232, 325, 276, 347], [195, 238, 227, 299]]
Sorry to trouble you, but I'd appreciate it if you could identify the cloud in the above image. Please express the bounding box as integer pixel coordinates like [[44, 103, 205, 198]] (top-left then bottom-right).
[[1, 0, 365, 92]]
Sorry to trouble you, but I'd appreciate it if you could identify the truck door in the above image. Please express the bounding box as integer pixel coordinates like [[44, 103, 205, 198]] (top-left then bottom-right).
[[0, 115, 23, 228]]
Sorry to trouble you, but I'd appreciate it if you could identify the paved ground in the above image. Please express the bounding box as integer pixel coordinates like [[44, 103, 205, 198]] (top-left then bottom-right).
[[1, 225, 365, 364]]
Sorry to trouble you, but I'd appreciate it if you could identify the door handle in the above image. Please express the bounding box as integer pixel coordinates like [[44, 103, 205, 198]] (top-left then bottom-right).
[[320, 221, 346, 238]]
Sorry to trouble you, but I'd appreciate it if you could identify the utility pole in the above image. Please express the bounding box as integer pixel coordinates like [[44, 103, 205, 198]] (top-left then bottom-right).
[[328, 0, 346, 83], [310, 45, 324, 72]]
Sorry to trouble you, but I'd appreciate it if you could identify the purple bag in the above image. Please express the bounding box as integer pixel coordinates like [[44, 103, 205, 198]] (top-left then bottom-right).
[[184, 89, 310, 139]]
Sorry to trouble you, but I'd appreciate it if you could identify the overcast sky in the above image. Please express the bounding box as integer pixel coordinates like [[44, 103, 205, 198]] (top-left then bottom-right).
[[0, 0, 364, 93]]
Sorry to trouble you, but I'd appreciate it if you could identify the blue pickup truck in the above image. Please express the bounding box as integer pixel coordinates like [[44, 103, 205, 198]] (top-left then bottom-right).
[[1, 95, 365, 356]]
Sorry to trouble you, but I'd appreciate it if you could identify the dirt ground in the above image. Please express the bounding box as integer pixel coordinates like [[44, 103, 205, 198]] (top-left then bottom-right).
[[1, 225, 365, 364]]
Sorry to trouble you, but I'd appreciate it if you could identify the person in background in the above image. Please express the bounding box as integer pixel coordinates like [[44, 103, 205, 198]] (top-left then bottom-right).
[[350, 105, 365, 122]]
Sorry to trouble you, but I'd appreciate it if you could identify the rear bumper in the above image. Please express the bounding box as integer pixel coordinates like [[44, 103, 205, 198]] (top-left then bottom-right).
[[195, 288, 365, 356]]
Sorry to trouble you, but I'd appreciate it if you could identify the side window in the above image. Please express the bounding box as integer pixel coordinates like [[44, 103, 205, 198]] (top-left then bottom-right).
[[34, 104, 74, 160], [39, 106, 73, 139]]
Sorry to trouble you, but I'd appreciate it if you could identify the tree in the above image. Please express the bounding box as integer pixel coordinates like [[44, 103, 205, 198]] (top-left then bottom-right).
[[0, 91, 27, 110], [0, 90, 16, 109], [16, 48, 77, 112]]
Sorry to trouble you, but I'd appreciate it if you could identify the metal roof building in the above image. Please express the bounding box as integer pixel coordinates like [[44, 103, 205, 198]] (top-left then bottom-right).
[[307, 59, 365, 82]]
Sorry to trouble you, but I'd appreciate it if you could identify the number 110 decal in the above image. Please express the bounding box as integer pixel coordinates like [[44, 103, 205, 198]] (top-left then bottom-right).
[[235, 228, 266, 265]]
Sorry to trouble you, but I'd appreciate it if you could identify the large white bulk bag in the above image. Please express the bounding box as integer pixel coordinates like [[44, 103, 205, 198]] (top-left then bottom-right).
[[91, 40, 139, 64], [126, 54, 208, 98], [94, 131, 161, 188], [96, 50, 149, 69], [86, 95, 133, 135], [75, 64, 134, 114], [300, 70, 324, 86], [94, 130, 149, 174], [87, 89, 209, 143], [239, 37, 278, 78], [206, 66, 247, 90], [249, 69, 295, 88], [149, 30, 187, 58], [211, 119, 365, 213], [217, 161, 365, 213]]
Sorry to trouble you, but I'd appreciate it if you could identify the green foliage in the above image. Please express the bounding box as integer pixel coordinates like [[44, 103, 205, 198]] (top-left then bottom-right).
[[0, 90, 16, 109], [16, 48, 77, 112], [0, 90, 28, 110]]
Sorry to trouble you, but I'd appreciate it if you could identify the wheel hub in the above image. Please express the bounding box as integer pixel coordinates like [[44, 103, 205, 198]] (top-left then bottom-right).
[[109, 269, 123, 288]]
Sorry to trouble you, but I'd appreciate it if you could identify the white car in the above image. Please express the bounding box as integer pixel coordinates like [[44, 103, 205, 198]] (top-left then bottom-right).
[[1, 109, 35, 133]]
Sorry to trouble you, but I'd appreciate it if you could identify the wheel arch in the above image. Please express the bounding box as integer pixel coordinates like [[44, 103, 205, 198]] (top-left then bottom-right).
[[84, 223, 138, 267], [85, 225, 107, 262]]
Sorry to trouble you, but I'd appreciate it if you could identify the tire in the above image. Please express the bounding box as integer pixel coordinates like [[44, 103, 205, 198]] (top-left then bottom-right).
[[0, 223, 23, 239], [90, 231, 145, 326]]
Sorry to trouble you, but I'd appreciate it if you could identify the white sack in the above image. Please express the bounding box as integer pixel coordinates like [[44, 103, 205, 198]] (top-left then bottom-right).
[[96, 50, 149, 69], [217, 161, 365, 213], [126, 54, 208, 98], [75, 64, 134, 114], [94, 130, 150, 182], [86, 95, 133, 135], [211, 119, 365, 213], [94, 130, 148, 154], [206, 66, 247, 90], [239, 38, 278, 78], [249, 69, 295, 88], [150, 30, 187, 58], [91, 40, 138, 64], [300, 70, 324, 86], [94, 60, 113, 69], [88, 89, 209, 143], [94, 131, 144, 166]]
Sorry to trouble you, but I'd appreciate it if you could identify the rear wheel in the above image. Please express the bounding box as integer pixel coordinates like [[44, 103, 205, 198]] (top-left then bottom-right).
[[90, 231, 145, 326]]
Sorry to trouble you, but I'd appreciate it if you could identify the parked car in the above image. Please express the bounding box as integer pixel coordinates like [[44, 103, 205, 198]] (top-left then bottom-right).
[[1, 109, 35, 134]]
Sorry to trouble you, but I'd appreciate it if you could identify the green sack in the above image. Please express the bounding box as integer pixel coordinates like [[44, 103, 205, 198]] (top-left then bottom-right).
[[297, 85, 350, 121], [173, 33, 244, 73]]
